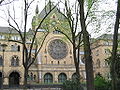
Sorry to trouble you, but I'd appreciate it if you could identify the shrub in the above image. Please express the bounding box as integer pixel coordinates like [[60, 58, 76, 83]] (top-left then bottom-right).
[[94, 75, 111, 90], [63, 80, 84, 90]]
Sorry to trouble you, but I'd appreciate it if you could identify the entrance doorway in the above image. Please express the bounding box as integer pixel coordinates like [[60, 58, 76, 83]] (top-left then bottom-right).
[[9, 72, 20, 87]]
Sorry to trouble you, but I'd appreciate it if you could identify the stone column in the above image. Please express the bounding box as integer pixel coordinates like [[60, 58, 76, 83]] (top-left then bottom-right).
[[4, 77, 9, 85]]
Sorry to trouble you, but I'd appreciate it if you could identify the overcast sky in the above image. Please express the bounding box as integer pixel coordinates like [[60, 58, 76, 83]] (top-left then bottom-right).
[[0, 0, 117, 37]]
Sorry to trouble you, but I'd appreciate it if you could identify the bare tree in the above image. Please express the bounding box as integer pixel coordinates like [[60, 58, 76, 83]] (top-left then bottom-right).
[[77, 0, 95, 90], [0, 0, 4, 4], [7, 0, 57, 87], [111, 0, 120, 90], [56, 0, 83, 82], [0, 0, 16, 6]]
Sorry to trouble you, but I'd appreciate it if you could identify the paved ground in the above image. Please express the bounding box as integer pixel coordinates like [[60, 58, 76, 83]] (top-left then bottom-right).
[[2, 84, 87, 90], [4, 88, 62, 90], [3, 87, 87, 90]]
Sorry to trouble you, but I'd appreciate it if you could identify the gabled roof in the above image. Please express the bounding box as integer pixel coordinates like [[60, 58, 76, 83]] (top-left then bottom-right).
[[0, 27, 18, 34], [38, 2, 65, 20]]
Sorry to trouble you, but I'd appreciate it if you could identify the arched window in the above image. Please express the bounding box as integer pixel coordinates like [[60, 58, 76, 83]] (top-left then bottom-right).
[[96, 59, 101, 68], [72, 73, 77, 80], [44, 73, 53, 83], [58, 61, 60, 65], [18, 45, 20, 51], [30, 72, 33, 81], [11, 55, 19, 66], [58, 73, 67, 83], [33, 75, 36, 81], [51, 61, 53, 64], [0, 55, 3, 66]]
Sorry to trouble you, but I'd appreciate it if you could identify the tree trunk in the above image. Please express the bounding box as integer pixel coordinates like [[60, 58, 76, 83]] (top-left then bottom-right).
[[111, 0, 120, 90], [73, 44, 80, 81], [24, 68, 28, 88], [78, 0, 95, 90], [83, 31, 94, 90]]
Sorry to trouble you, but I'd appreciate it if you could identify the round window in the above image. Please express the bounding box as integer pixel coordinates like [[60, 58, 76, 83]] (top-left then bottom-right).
[[48, 39, 68, 59]]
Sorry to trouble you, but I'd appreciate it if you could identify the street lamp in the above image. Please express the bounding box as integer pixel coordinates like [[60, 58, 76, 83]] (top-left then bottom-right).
[[1, 44, 7, 89]]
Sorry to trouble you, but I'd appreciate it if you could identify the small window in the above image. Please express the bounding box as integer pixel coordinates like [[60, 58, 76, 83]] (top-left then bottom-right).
[[58, 61, 60, 65], [96, 50, 99, 56], [0, 35, 5, 39], [96, 59, 100, 68], [51, 61, 53, 64], [33, 75, 36, 81], [11, 55, 19, 66], [18, 45, 20, 51], [11, 44, 20, 52], [64, 61, 66, 64], [30, 72, 33, 81], [53, 30, 61, 34], [105, 49, 109, 55], [11, 36, 20, 40]]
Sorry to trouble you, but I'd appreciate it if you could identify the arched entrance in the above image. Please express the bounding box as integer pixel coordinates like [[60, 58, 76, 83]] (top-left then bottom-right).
[[0, 72, 2, 88], [9, 72, 20, 87]]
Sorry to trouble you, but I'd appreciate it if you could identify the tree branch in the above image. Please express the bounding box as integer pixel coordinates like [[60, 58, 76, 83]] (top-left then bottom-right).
[[85, 0, 96, 21], [8, 40, 23, 44], [28, 2, 59, 60]]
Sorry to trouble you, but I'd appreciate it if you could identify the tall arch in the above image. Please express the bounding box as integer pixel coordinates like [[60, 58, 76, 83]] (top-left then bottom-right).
[[58, 73, 67, 83], [9, 71, 20, 87], [44, 73, 53, 83]]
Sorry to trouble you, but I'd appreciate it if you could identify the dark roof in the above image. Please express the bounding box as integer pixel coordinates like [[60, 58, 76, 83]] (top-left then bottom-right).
[[0, 27, 18, 34], [97, 34, 120, 40]]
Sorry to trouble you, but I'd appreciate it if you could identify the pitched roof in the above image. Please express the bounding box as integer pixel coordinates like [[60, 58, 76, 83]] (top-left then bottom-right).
[[0, 27, 18, 34], [38, 2, 65, 20], [97, 34, 120, 40]]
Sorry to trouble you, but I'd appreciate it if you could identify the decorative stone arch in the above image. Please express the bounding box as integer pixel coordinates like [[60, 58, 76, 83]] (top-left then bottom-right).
[[7, 70, 22, 78]]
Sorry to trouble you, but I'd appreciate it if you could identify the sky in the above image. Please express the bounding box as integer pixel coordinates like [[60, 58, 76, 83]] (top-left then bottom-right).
[[0, 0, 118, 38]]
